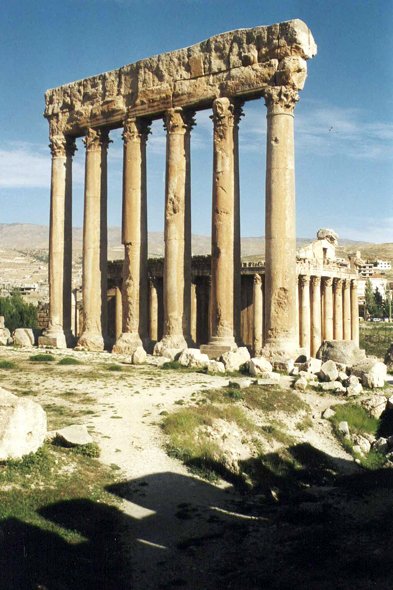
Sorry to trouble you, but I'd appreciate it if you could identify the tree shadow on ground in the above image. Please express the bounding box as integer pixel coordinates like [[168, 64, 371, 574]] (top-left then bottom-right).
[[2, 445, 393, 590]]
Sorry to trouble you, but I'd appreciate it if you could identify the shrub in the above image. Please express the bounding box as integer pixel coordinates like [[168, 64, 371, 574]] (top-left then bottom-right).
[[0, 360, 15, 369], [29, 354, 55, 363], [108, 364, 122, 372], [58, 357, 81, 366], [0, 291, 37, 333], [72, 442, 101, 458]]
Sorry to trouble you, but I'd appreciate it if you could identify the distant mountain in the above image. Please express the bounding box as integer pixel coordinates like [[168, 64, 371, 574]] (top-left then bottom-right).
[[0, 223, 372, 259]]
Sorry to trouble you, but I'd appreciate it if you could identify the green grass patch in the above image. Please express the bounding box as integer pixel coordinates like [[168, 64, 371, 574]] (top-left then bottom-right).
[[29, 354, 55, 363], [107, 364, 123, 372], [0, 360, 15, 369], [58, 357, 81, 366], [206, 384, 308, 414], [72, 442, 101, 458]]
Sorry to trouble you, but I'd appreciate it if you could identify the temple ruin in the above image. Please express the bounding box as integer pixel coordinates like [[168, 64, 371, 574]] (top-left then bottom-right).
[[40, 19, 326, 360]]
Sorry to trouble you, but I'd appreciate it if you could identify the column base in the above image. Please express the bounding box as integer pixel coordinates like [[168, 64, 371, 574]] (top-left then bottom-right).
[[200, 337, 237, 360], [38, 331, 67, 349], [77, 332, 104, 352], [112, 332, 143, 355], [262, 339, 298, 363], [153, 335, 188, 358]]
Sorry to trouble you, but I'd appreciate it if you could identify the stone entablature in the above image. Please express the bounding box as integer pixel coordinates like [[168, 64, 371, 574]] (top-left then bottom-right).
[[45, 20, 316, 136]]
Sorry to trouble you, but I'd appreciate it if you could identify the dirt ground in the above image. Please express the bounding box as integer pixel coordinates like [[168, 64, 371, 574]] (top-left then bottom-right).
[[1, 345, 393, 590]]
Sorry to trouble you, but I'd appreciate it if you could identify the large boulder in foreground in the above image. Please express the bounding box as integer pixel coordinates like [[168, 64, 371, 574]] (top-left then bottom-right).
[[0, 388, 47, 460], [351, 359, 387, 389], [316, 340, 366, 366], [13, 328, 35, 347], [179, 348, 209, 369], [221, 347, 250, 372]]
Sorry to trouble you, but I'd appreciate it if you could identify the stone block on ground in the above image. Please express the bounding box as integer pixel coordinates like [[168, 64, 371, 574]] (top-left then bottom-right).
[[257, 372, 280, 384], [346, 383, 363, 397], [319, 360, 338, 382], [351, 359, 387, 389], [294, 377, 308, 391], [299, 370, 313, 381], [322, 407, 336, 419], [222, 347, 251, 373], [0, 327, 11, 346], [321, 381, 346, 393], [272, 359, 294, 373], [300, 358, 322, 375], [352, 434, 371, 454], [338, 421, 350, 438], [361, 396, 387, 419], [132, 347, 147, 365], [55, 424, 93, 447], [178, 348, 209, 369], [0, 388, 47, 460], [316, 340, 366, 366], [229, 379, 253, 390], [207, 360, 226, 373], [13, 328, 35, 347], [248, 356, 272, 376], [373, 437, 389, 454]]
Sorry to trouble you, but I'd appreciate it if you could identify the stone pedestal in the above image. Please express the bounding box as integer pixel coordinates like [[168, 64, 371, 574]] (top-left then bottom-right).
[[333, 278, 343, 341], [201, 98, 238, 359], [253, 274, 263, 356], [113, 117, 151, 355], [78, 128, 110, 351], [323, 277, 334, 340], [343, 279, 351, 340], [39, 134, 76, 349], [262, 87, 299, 361], [154, 108, 195, 356], [299, 275, 310, 356], [311, 276, 321, 357], [351, 279, 359, 344]]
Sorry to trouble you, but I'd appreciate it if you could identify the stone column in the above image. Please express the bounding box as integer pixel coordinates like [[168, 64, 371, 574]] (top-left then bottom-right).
[[311, 276, 322, 357], [253, 274, 263, 356], [113, 116, 151, 354], [233, 102, 244, 345], [201, 98, 237, 358], [115, 281, 123, 342], [39, 133, 76, 349], [78, 127, 110, 351], [149, 277, 158, 344], [299, 275, 310, 355], [343, 279, 351, 340], [333, 278, 344, 340], [295, 275, 300, 347], [154, 108, 195, 356], [191, 281, 197, 345], [263, 87, 299, 361], [323, 277, 334, 340], [351, 279, 359, 345]]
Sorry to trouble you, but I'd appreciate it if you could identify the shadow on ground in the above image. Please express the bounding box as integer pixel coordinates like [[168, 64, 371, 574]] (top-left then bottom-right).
[[2, 444, 393, 590]]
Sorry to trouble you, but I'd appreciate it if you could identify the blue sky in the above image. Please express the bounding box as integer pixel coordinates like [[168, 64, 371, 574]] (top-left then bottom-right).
[[0, 0, 392, 243]]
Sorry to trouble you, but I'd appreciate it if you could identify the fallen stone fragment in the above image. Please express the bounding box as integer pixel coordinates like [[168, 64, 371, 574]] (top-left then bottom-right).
[[248, 357, 273, 376], [346, 383, 363, 397], [299, 370, 313, 381], [207, 360, 226, 373], [316, 340, 366, 365], [273, 359, 294, 373], [0, 388, 47, 460], [257, 372, 280, 384], [229, 379, 253, 390], [290, 367, 299, 376], [321, 381, 345, 393], [178, 348, 209, 369], [373, 437, 389, 454], [132, 347, 147, 365], [222, 347, 251, 373], [12, 328, 34, 347], [338, 421, 350, 438], [294, 377, 308, 391], [338, 371, 347, 382], [319, 360, 338, 382], [351, 359, 387, 389], [300, 358, 322, 374], [352, 434, 371, 454], [56, 425, 93, 447], [361, 396, 387, 419], [322, 407, 335, 419]]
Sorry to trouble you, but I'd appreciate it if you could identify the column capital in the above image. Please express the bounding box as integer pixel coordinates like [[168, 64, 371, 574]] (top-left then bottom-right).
[[323, 276, 333, 288], [49, 135, 76, 158], [311, 276, 321, 288], [83, 128, 111, 152], [264, 86, 299, 115], [122, 116, 152, 144], [211, 97, 235, 129], [334, 277, 344, 289], [299, 274, 310, 287], [254, 273, 262, 285], [164, 107, 196, 134], [351, 278, 358, 289], [343, 278, 351, 289]]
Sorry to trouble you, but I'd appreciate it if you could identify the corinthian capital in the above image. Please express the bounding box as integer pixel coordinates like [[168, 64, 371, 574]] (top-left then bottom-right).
[[164, 108, 196, 134], [264, 86, 299, 114], [334, 278, 344, 290], [299, 275, 310, 287], [49, 135, 68, 158], [311, 276, 321, 288], [323, 277, 333, 288], [83, 128, 111, 152], [122, 116, 151, 144], [211, 97, 234, 128]]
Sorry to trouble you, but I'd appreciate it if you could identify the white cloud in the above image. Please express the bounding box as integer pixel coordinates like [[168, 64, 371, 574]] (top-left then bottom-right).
[[335, 217, 393, 245]]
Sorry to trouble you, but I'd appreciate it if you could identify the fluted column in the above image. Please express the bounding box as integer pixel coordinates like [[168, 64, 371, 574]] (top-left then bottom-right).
[[333, 278, 344, 340], [263, 87, 299, 360], [78, 127, 110, 351], [299, 275, 311, 355], [113, 116, 151, 354], [323, 277, 334, 340], [253, 274, 263, 356], [149, 277, 158, 344], [154, 108, 195, 355], [191, 281, 197, 345], [233, 102, 244, 345], [39, 132, 76, 349], [311, 276, 322, 357], [115, 281, 123, 342], [201, 98, 238, 358], [343, 279, 351, 340], [351, 279, 359, 344]]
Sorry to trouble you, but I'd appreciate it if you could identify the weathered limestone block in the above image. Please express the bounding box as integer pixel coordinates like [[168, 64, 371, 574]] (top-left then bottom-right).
[[316, 229, 338, 245], [338, 421, 350, 438], [352, 434, 371, 454], [300, 358, 322, 375], [346, 383, 363, 397], [273, 359, 294, 373], [321, 381, 346, 394], [0, 327, 11, 346], [294, 377, 308, 391], [248, 357, 273, 376], [178, 349, 209, 369], [0, 388, 47, 460], [322, 407, 336, 419], [373, 437, 389, 454], [351, 359, 387, 389], [0, 316, 4, 328], [132, 347, 147, 365], [361, 396, 387, 419], [207, 360, 226, 374], [221, 347, 251, 372], [319, 360, 338, 382], [13, 328, 35, 347], [229, 379, 253, 390], [56, 425, 93, 447], [316, 341, 366, 366], [256, 372, 280, 385]]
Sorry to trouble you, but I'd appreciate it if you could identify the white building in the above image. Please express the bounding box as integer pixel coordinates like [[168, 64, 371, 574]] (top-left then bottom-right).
[[374, 259, 391, 270], [357, 275, 389, 299]]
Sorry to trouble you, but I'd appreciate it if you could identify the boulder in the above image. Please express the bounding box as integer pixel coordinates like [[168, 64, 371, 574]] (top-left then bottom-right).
[[229, 379, 253, 390], [316, 340, 366, 366], [56, 425, 93, 447], [178, 348, 209, 369], [132, 347, 147, 365], [346, 383, 363, 397], [322, 407, 336, 419], [0, 388, 47, 460], [352, 434, 371, 454], [290, 366, 299, 376], [319, 360, 338, 382], [300, 358, 322, 375], [248, 357, 272, 376], [0, 327, 11, 346], [257, 372, 280, 384], [299, 370, 313, 381], [207, 360, 226, 374], [338, 421, 350, 438], [0, 317, 4, 329], [13, 328, 35, 347], [272, 359, 294, 373], [221, 347, 251, 372], [361, 396, 387, 419], [338, 371, 348, 382], [373, 437, 389, 454], [343, 375, 360, 388], [294, 377, 308, 391], [351, 359, 387, 388], [321, 381, 346, 393]]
